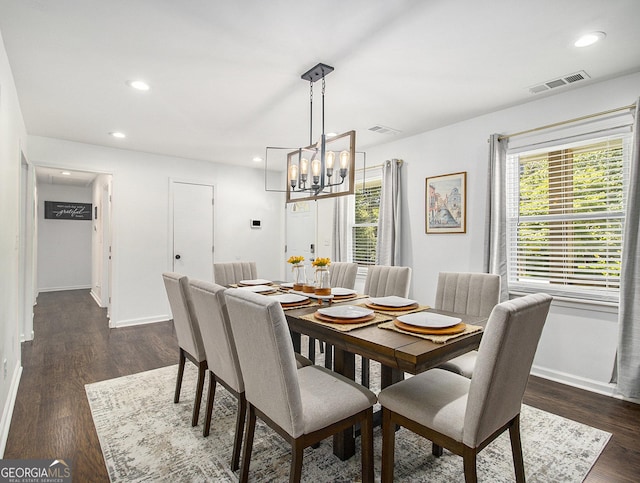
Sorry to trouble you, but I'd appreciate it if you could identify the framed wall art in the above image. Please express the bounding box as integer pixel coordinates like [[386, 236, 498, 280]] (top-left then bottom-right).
[[425, 171, 466, 234]]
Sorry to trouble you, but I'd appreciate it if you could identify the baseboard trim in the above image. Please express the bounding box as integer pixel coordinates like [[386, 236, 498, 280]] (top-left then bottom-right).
[[0, 363, 23, 458], [39, 284, 92, 293], [113, 315, 171, 328], [90, 289, 104, 308], [531, 365, 617, 398]]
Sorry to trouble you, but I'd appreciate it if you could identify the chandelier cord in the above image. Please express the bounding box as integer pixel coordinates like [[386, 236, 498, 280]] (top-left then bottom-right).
[[309, 81, 314, 146]]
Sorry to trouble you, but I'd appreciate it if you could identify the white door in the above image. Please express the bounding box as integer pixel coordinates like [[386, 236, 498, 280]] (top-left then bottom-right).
[[172, 181, 214, 281], [285, 201, 317, 282]]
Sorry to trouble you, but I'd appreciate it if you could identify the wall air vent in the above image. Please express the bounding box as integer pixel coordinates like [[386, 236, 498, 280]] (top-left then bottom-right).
[[368, 125, 401, 135], [528, 70, 590, 94]]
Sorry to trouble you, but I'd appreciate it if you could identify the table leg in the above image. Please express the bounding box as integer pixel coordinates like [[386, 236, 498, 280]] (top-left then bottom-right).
[[332, 347, 356, 460], [289, 330, 301, 354], [381, 365, 405, 389]]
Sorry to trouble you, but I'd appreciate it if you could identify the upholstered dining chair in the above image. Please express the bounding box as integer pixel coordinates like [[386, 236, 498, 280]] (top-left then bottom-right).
[[187, 279, 246, 470], [162, 272, 207, 427], [213, 261, 258, 286], [378, 293, 552, 483], [361, 265, 412, 386], [309, 261, 359, 366], [436, 272, 501, 378], [224, 289, 377, 483]]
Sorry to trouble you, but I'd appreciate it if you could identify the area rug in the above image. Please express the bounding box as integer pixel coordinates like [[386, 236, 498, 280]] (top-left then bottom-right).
[[86, 355, 610, 482]]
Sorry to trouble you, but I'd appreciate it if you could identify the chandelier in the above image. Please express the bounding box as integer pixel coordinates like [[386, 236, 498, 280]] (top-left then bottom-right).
[[265, 63, 356, 203]]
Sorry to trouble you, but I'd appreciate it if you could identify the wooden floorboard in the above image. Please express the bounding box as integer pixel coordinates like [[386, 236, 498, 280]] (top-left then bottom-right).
[[4, 289, 640, 481]]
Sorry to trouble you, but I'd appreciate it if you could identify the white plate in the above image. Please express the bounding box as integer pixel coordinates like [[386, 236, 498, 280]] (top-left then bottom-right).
[[331, 287, 357, 296], [279, 282, 294, 289], [368, 296, 417, 308], [239, 278, 272, 286], [317, 305, 373, 319], [238, 284, 275, 293], [397, 312, 461, 328], [272, 293, 308, 304]]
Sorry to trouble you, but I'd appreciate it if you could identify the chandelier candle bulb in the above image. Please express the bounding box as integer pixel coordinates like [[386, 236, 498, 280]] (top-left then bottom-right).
[[289, 164, 298, 188], [340, 150, 350, 177], [311, 158, 321, 184], [326, 151, 335, 177]]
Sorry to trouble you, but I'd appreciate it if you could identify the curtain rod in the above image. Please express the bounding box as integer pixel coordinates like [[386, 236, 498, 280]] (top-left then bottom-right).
[[498, 103, 636, 141]]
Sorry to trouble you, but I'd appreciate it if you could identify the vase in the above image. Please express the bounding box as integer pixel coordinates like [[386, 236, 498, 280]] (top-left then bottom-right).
[[314, 267, 331, 296], [292, 264, 305, 291]]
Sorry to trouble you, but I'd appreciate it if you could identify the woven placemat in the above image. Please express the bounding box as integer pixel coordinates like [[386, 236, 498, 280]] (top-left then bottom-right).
[[298, 311, 394, 332], [356, 303, 431, 316], [378, 321, 483, 343]]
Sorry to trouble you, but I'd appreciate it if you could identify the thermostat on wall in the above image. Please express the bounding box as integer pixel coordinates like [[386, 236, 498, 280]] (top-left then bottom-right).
[[250, 219, 261, 229]]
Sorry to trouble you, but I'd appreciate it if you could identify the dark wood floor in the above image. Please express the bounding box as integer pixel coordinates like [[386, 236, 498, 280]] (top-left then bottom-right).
[[5, 290, 640, 482]]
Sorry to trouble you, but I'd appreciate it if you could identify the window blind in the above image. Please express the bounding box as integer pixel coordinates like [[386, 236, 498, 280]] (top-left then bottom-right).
[[352, 179, 381, 266], [506, 134, 631, 302]]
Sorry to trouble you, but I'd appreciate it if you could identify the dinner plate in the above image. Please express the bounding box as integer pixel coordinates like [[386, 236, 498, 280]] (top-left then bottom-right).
[[279, 282, 294, 289], [239, 278, 272, 286], [237, 284, 275, 293], [331, 287, 357, 296], [317, 305, 373, 319], [271, 293, 308, 304], [397, 312, 462, 328], [368, 296, 417, 308]]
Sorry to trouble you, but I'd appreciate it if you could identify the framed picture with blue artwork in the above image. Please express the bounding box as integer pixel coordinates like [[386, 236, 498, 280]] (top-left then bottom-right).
[[425, 171, 466, 234]]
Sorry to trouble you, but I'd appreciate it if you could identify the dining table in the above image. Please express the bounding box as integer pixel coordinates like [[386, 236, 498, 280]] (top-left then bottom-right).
[[283, 296, 488, 461]]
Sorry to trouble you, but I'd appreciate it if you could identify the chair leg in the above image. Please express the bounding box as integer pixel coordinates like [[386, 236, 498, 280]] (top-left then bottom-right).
[[324, 343, 333, 370], [462, 446, 478, 483], [432, 443, 443, 457], [174, 348, 186, 403], [361, 408, 374, 483], [203, 372, 217, 437], [192, 360, 207, 427], [231, 394, 247, 472], [239, 404, 256, 483], [290, 440, 304, 483], [509, 414, 526, 483], [361, 357, 370, 388], [381, 408, 396, 483]]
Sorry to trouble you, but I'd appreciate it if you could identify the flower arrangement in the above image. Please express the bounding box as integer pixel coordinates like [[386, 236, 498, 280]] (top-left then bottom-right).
[[312, 257, 331, 268], [287, 255, 305, 265]]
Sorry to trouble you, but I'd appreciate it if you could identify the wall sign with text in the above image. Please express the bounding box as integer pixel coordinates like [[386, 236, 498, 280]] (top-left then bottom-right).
[[44, 201, 92, 220]]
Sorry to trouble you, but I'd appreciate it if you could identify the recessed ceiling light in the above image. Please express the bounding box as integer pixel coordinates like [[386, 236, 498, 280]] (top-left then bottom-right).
[[574, 31, 606, 47], [61, 171, 71, 176], [109, 131, 126, 139], [126, 80, 150, 91], [252, 156, 263, 163]]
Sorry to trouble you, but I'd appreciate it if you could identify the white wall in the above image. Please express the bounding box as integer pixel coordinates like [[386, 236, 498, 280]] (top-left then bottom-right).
[[0, 29, 27, 456], [340, 72, 640, 395], [27, 137, 286, 327], [36, 184, 93, 292]]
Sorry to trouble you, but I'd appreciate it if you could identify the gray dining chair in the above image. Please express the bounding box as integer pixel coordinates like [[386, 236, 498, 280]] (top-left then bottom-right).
[[435, 272, 501, 378], [187, 279, 246, 470], [162, 272, 207, 427], [224, 288, 376, 483], [213, 261, 258, 286], [379, 293, 552, 483], [361, 265, 412, 386]]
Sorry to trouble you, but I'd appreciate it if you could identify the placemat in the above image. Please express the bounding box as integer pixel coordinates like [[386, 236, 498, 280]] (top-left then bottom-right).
[[356, 303, 431, 316], [378, 320, 483, 343], [299, 311, 394, 332]]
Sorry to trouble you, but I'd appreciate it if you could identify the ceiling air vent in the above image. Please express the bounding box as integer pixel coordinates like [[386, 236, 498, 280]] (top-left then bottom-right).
[[368, 125, 401, 135], [528, 70, 590, 94]]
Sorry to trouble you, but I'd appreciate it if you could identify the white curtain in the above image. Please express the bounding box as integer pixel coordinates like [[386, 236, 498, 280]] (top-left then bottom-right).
[[617, 99, 640, 399], [484, 134, 509, 301], [331, 195, 350, 261], [376, 159, 403, 266]]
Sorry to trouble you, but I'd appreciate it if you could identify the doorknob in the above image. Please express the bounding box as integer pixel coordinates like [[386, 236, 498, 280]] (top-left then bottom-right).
[[175, 254, 181, 260]]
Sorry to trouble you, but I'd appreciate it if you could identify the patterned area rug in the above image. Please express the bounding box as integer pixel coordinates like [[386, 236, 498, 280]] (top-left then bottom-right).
[[86, 353, 610, 482]]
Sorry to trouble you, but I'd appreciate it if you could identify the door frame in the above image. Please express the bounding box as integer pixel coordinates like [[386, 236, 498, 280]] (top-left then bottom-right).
[[168, 178, 215, 276]]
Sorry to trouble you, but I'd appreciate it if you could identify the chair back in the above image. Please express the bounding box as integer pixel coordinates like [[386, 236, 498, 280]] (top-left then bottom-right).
[[330, 262, 358, 289], [363, 265, 412, 297], [435, 272, 501, 317], [213, 261, 258, 286], [463, 293, 552, 447], [188, 280, 244, 393], [224, 289, 304, 437], [162, 272, 206, 361]]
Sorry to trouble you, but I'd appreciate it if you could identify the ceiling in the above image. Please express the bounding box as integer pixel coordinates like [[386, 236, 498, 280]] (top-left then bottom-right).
[[1, 0, 639, 172]]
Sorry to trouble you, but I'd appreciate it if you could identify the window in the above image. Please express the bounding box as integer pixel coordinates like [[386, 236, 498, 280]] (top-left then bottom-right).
[[506, 135, 630, 302], [352, 177, 381, 265]]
